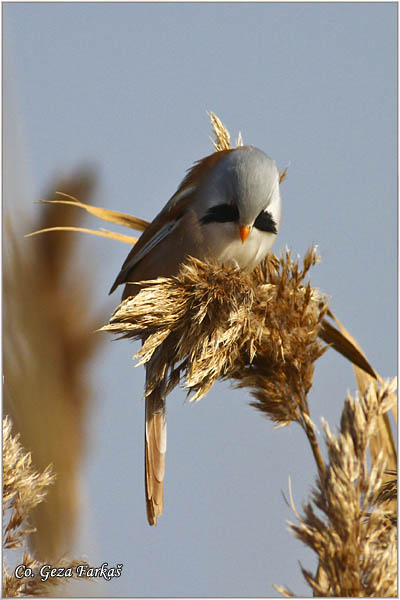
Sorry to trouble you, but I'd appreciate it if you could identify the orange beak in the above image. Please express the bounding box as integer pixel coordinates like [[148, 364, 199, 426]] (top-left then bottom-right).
[[239, 225, 251, 244]]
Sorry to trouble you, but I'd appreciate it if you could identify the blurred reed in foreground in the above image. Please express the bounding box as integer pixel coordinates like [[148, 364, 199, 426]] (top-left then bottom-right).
[[4, 169, 103, 562]]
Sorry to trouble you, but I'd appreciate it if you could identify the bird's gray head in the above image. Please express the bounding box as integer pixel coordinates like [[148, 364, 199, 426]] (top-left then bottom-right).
[[200, 145, 281, 229]]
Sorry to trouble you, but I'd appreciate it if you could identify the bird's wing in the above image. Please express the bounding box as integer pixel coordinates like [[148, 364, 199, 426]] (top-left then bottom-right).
[[109, 148, 234, 294]]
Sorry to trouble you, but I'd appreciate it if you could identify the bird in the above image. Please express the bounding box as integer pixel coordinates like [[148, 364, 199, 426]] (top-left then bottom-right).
[[109, 145, 282, 525]]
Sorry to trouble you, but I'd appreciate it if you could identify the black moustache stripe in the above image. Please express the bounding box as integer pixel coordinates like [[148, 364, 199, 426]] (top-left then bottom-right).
[[253, 210, 278, 234], [200, 203, 239, 224], [201, 203, 277, 234]]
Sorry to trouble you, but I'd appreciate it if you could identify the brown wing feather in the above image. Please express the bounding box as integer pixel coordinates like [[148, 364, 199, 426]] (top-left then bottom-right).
[[108, 198, 191, 294]]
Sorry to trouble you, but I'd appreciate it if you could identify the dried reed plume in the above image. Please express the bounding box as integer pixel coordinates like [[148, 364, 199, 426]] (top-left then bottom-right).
[[3, 417, 90, 597], [3, 417, 55, 553], [104, 249, 326, 402], [4, 169, 103, 561], [208, 110, 243, 150], [104, 247, 329, 475], [275, 379, 397, 597]]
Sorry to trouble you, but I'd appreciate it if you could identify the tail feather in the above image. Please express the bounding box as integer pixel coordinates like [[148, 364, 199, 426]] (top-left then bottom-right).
[[145, 387, 167, 526]]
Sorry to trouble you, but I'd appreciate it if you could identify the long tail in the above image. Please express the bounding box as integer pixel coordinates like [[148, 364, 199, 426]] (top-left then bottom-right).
[[145, 386, 167, 526]]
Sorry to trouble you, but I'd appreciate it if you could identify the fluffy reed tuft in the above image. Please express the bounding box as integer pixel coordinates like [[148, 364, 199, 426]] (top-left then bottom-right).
[[3, 417, 91, 597], [3, 417, 55, 553], [275, 379, 397, 598], [208, 111, 236, 151], [104, 247, 329, 471], [3, 555, 90, 598]]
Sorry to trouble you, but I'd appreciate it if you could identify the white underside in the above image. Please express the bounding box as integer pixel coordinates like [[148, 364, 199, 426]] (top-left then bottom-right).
[[202, 221, 277, 270]]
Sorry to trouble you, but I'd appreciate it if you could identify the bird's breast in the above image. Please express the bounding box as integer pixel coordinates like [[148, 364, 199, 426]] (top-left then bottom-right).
[[202, 221, 276, 270]]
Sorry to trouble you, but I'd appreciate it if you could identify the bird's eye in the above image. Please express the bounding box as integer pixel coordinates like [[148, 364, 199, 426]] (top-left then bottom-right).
[[201, 203, 239, 225], [254, 210, 278, 234]]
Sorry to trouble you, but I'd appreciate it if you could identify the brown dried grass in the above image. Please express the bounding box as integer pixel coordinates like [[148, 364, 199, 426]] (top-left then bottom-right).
[[324, 312, 397, 514], [103, 248, 329, 475], [3, 417, 91, 597], [275, 379, 397, 597], [103, 249, 324, 401], [3, 417, 55, 553]]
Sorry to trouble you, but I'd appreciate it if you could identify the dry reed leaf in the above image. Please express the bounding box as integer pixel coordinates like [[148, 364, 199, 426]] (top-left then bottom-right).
[[4, 169, 104, 561], [27, 190, 148, 245], [26, 225, 138, 245], [277, 379, 397, 597], [46, 192, 149, 230], [318, 313, 377, 378]]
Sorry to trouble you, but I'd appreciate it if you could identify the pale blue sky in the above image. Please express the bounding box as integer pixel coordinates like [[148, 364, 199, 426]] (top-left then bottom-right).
[[3, 2, 397, 597]]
